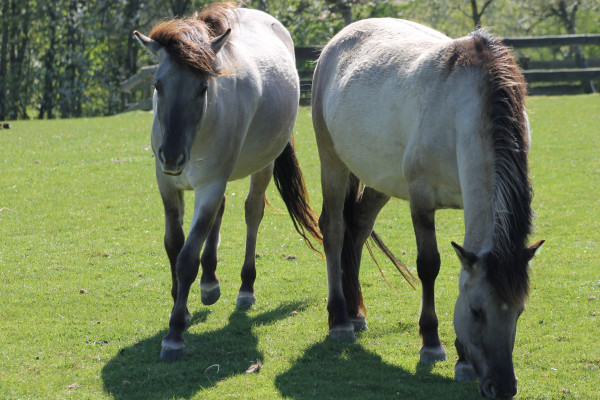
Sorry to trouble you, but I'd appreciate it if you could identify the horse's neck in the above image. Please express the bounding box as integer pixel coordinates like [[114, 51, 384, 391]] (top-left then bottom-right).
[[458, 131, 496, 255]]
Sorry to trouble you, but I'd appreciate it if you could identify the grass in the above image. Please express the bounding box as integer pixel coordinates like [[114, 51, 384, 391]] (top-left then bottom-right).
[[0, 95, 598, 399]]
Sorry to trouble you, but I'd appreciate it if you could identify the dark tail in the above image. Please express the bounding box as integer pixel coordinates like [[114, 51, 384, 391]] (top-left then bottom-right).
[[342, 175, 416, 317], [340, 174, 366, 316], [273, 138, 323, 253]]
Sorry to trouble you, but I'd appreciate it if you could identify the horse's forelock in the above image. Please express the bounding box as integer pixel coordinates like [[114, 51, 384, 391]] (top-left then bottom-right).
[[149, 2, 236, 76]]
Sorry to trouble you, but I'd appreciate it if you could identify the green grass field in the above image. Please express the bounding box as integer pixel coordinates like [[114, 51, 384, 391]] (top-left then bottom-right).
[[1, 95, 598, 399]]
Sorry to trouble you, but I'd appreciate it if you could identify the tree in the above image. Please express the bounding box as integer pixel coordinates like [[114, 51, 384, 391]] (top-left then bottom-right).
[[464, 0, 496, 28], [38, 2, 59, 119], [0, 0, 11, 120], [523, 0, 597, 92]]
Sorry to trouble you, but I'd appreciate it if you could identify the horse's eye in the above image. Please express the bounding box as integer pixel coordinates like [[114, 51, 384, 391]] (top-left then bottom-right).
[[154, 80, 162, 92], [199, 85, 208, 95], [471, 308, 485, 322]]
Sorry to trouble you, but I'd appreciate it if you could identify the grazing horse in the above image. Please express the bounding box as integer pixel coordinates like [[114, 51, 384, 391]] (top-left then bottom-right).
[[312, 19, 544, 398], [134, 3, 320, 361]]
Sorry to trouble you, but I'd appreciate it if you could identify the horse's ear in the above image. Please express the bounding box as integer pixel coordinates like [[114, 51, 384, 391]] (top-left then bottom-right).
[[211, 28, 231, 54], [451, 242, 478, 271], [525, 239, 545, 261], [133, 30, 162, 55]]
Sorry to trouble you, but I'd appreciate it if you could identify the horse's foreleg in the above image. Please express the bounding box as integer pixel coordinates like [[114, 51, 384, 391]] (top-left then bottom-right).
[[410, 203, 446, 364], [237, 164, 274, 308], [343, 185, 390, 332], [454, 338, 476, 381], [159, 183, 190, 324], [199, 195, 226, 306], [161, 182, 227, 361]]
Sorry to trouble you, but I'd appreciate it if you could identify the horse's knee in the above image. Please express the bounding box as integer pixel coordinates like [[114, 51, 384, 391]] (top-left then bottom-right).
[[416, 251, 441, 282]]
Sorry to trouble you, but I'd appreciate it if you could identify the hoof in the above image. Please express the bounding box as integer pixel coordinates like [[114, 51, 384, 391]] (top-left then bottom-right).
[[455, 361, 477, 382], [160, 347, 184, 361], [349, 315, 368, 332], [419, 345, 447, 364], [236, 291, 256, 309], [200, 282, 221, 305], [160, 339, 185, 361], [329, 324, 356, 341]]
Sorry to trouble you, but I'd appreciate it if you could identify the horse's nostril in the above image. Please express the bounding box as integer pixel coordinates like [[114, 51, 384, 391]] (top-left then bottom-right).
[[484, 380, 497, 398], [157, 147, 166, 163]]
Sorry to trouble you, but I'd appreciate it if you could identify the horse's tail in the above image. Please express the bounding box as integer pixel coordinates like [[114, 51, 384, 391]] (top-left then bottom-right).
[[340, 174, 366, 316], [273, 138, 323, 253], [342, 175, 416, 316]]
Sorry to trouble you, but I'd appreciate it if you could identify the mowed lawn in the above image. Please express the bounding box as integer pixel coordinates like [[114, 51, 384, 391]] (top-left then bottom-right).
[[0, 95, 598, 399]]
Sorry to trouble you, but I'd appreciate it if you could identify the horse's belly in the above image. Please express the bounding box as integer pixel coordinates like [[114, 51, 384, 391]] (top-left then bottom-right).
[[330, 125, 464, 209], [331, 131, 409, 199]]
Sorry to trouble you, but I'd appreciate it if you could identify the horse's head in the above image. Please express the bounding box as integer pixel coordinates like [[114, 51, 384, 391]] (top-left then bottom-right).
[[451, 240, 543, 398], [133, 19, 231, 175]]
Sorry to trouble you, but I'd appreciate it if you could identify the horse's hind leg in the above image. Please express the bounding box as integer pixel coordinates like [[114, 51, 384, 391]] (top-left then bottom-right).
[[199, 195, 226, 305], [343, 183, 390, 332], [317, 148, 355, 339], [410, 200, 447, 364], [237, 163, 274, 308]]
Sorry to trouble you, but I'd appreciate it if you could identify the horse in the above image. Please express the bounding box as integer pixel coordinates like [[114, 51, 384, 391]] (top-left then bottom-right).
[[133, 3, 321, 361], [312, 19, 544, 398]]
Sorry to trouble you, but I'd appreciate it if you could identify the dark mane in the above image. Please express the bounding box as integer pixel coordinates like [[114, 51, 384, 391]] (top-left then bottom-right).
[[149, 2, 236, 76], [447, 30, 532, 304]]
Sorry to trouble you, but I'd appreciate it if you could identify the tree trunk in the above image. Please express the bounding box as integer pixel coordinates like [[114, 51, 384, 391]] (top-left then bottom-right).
[[125, 0, 141, 77], [552, 0, 595, 93], [0, 0, 10, 120], [256, 0, 268, 12], [170, 0, 190, 17], [337, 0, 353, 26], [470, 0, 481, 27], [39, 3, 58, 119]]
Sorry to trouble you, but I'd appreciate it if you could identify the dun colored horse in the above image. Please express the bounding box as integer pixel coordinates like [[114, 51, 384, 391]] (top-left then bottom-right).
[[135, 3, 320, 361], [312, 18, 543, 398]]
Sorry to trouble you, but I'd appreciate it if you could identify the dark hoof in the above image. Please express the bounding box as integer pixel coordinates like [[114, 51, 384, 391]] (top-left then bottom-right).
[[161, 336, 185, 361], [350, 315, 368, 332], [419, 345, 446, 364], [200, 282, 221, 305], [329, 324, 356, 341], [236, 291, 256, 309], [160, 347, 184, 361]]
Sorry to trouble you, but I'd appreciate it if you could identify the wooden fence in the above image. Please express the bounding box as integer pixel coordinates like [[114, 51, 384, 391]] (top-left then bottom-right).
[[121, 33, 600, 110], [503, 34, 600, 95]]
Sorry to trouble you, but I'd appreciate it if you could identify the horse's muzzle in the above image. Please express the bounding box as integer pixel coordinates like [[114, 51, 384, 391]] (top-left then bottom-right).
[[157, 147, 188, 176], [479, 377, 518, 399]]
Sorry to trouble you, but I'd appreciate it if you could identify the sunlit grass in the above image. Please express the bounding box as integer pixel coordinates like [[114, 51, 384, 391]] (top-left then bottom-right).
[[0, 95, 598, 399]]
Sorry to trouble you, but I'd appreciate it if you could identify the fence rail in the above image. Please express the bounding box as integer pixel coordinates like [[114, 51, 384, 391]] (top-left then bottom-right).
[[523, 68, 600, 82], [502, 34, 600, 48], [121, 34, 600, 111]]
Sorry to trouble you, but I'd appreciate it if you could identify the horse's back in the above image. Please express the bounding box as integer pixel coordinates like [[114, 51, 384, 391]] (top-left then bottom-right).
[[231, 8, 295, 64], [313, 19, 483, 207], [200, 8, 299, 182]]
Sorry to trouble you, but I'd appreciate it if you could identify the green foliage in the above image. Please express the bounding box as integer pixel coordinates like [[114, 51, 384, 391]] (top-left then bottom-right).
[[0, 0, 599, 119], [1, 96, 599, 399]]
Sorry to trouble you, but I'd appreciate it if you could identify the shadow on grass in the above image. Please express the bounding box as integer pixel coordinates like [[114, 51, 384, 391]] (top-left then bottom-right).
[[275, 339, 478, 400], [102, 301, 304, 400]]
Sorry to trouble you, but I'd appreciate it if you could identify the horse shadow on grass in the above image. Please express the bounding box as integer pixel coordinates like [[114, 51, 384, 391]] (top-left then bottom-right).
[[102, 301, 304, 400], [275, 338, 478, 400]]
